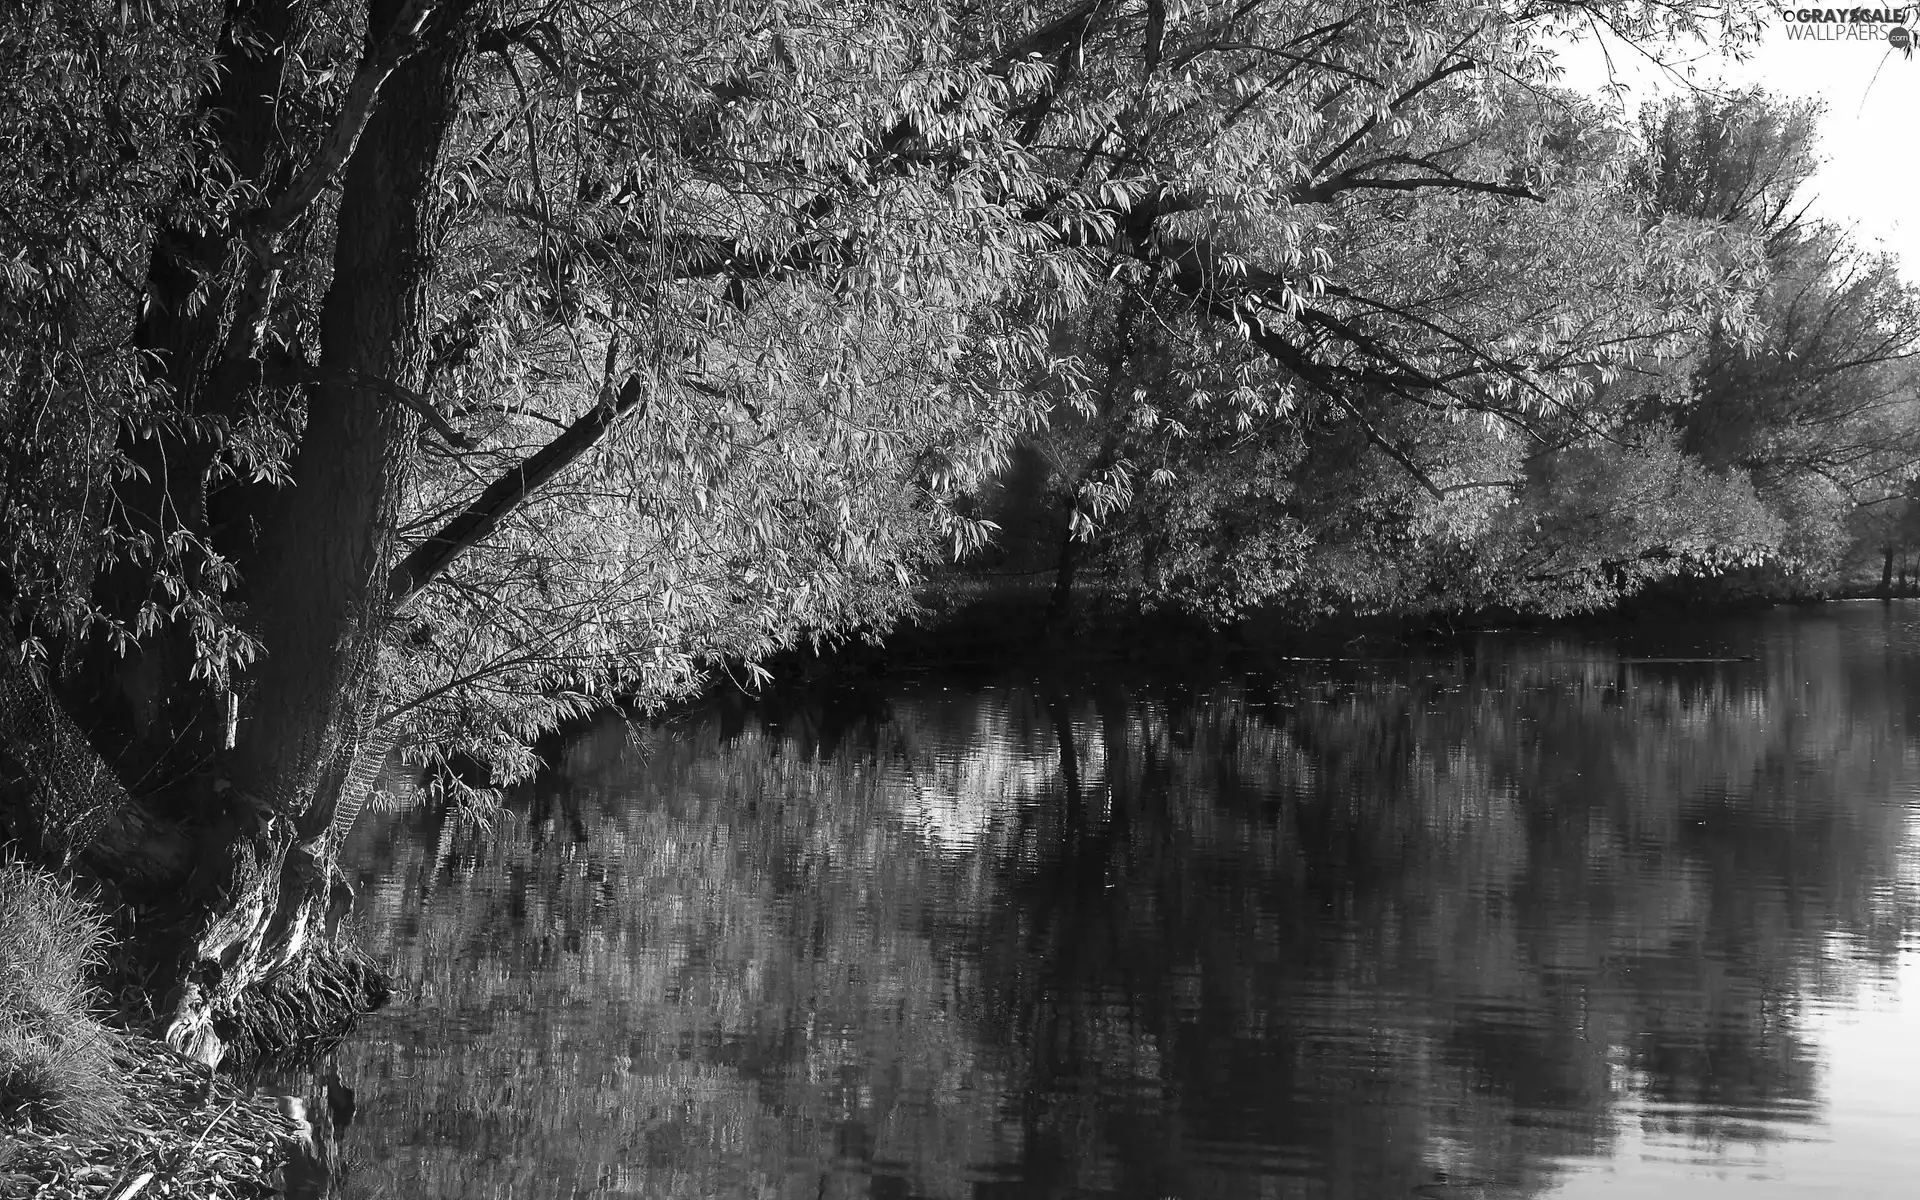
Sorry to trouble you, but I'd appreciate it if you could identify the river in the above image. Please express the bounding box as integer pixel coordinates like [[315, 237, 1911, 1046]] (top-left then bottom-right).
[[281, 602, 1920, 1198]]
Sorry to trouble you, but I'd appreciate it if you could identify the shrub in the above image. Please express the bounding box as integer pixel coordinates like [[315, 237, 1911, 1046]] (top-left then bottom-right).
[[0, 858, 123, 1131]]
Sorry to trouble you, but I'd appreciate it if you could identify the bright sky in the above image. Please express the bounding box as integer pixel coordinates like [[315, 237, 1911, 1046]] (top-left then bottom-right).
[[1555, 9, 1920, 275]]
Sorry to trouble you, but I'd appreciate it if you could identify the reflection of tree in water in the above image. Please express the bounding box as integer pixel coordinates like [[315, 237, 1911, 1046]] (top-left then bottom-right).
[[330, 612, 1919, 1199]]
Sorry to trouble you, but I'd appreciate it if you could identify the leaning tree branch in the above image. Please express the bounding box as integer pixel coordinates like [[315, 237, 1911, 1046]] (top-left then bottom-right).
[[387, 373, 649, 607], [322, 370, 476, 449], [1129, 231, 1454, 498], [1297, 171, 1540, 205]]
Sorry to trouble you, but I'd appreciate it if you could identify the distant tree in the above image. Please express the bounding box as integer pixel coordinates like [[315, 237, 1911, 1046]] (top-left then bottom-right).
[[1632, 90, 1920, 584], [1000, 85, 1776, 622], [1008, 83, 1920, 623], [1843, 491, 1920, 597]]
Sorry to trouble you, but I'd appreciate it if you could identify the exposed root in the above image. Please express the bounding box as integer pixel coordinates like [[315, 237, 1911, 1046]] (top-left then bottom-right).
[[213, 942, 392, 1068]]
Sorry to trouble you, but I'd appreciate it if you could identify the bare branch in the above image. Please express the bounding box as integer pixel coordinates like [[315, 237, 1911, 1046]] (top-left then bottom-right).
[[262, 357, 476, 449], [1298, 172, 1541, 204], [1309, 57, 1477, 178], [328, 370, 476, 449], [388, 373, 649, 607]]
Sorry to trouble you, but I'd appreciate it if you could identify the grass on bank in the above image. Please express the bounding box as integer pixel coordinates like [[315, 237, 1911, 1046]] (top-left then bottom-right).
[[0, 859, 303, 1200], [0, 859, 121, 1133]]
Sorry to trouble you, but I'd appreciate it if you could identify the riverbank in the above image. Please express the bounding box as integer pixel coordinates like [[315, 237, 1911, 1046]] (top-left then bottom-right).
[[1, 861, 300, 1200], [871, 576, 1890, 666], [0, 1035, 300, 1200], [717, 580, 1919, 704]]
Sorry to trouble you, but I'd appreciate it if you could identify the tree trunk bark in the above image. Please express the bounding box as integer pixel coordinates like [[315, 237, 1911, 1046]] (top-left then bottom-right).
[[1046, 516, 1078, 628], [0, 655, 192, 886], [1882, 545, 1896, 600], [161, 0, 476, 1065]]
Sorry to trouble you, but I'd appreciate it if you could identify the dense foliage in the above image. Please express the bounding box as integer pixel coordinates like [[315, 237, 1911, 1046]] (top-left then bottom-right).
[[988, 83, 1920, 620], [5, 0, 1916, 1053]]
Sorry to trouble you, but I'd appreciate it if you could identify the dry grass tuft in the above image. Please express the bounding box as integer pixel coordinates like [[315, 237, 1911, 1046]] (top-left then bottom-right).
[[0, 859, 123, 1133]]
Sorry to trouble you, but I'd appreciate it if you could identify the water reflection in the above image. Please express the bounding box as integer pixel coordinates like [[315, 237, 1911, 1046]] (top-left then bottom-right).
[[303, 605, 1920, 1199]]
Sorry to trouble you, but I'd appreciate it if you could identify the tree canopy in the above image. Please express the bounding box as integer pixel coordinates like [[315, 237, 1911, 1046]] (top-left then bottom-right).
[[984, 74, 1920, 621]]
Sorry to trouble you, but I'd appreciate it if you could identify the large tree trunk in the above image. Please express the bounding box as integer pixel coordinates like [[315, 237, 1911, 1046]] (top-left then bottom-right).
[[158, 0, 476, 1065]]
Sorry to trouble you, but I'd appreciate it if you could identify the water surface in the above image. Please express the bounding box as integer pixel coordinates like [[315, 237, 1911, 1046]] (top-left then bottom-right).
[[296, 604, 1920, 1198]]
